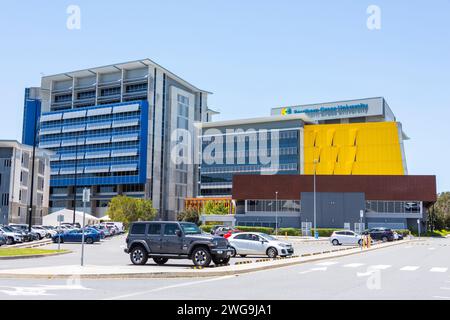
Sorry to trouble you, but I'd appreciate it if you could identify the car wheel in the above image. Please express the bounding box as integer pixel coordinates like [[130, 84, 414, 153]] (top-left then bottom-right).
[[213, 256, 231, 265], [192, 247, 212, 267], [6, 237, 14, 245], [153, 257, 169, 265], [267, 247, 278, 258], [382, 236, 388, 242], [332, 239, 340, 246], [230, 247, 237, 257], [130, 246, 148, 265], [85, 237, 94, 244], [239, 254, 247, 258]]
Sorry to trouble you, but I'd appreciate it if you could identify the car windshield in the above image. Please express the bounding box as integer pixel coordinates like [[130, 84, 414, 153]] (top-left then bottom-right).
[[180, 223, 202, 235]]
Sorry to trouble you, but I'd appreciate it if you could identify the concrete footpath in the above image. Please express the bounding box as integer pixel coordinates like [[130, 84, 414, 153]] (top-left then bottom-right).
[[0, 239, 419, 279]]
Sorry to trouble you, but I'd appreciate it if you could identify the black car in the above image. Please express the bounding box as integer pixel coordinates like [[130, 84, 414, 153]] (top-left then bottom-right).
[[363, 228, 395, 242], [125, 221, 234, 267]]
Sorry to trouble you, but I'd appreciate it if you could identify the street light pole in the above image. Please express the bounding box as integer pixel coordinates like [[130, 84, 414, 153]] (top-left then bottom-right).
[[27, 101, 39, 232], [73, 132, 79, 225], [313, 159, 318, 239], [275, 191, 278, 236]]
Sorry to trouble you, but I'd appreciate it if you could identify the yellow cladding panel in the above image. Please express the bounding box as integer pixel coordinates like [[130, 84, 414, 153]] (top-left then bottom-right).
[[304, 122, 404, 175]]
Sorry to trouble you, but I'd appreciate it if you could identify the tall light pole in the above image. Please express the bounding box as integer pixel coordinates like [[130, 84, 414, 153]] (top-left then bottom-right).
[[313, 159, 318, 239], [73, 132, 79, 224], [27, 100, 39, 231], [275, 191, 278, 235]]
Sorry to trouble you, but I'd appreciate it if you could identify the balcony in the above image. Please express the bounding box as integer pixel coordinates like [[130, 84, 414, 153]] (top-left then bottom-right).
[[111, 134, 139, 143], [110, 164, 138, 172], [85, 136, 111, 145], [111, 149, 138, 157]]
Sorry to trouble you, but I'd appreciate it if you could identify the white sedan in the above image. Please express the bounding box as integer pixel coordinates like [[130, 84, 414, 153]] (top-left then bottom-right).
[[330, 230, 365, 246], [227, 232, 294, 258]]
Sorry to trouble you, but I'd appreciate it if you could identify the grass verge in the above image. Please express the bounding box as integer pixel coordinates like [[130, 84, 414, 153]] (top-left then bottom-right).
[[0, 248, 69, 257]]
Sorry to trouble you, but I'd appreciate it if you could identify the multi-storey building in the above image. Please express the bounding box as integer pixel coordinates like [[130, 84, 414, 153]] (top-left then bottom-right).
[[0, 140, 52, 225], [23, 59, 215, 219], [190, 97, 415, 229]]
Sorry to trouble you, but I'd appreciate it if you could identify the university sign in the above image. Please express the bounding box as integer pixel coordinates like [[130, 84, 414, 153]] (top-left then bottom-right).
[[280, 103, 369, 118]]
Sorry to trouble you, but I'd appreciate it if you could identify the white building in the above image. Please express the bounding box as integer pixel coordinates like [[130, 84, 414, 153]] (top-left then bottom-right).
[[0, 140, 52, 225]]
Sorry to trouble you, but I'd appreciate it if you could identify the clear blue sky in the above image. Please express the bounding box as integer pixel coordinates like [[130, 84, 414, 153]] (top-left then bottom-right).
[[0, 1, 449, 191]]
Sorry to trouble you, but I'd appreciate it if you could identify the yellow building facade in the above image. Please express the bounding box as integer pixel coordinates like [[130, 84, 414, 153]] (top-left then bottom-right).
[[303, 122, 406, 175]]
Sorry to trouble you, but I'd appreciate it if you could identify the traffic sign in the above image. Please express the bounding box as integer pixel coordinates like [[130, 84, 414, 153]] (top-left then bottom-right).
[[82, 188, 91, 203]]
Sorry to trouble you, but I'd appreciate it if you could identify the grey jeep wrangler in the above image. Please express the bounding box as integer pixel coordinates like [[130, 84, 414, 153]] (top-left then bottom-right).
[[125, 221, 233, 267]]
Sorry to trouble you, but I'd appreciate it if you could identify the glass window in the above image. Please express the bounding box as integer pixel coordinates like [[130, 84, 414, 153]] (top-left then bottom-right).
[[163, 224, 179, 236], [130, 224, 146, 235], [147, 223, 161, 235]]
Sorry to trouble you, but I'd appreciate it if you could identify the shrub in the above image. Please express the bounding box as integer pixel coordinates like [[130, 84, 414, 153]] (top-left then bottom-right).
[[177, 209, 200, 225], [235, 226, 275, 234], [311, 228, 341, 237], [200, 225, 214, 233], [278, 228, 301, 236]]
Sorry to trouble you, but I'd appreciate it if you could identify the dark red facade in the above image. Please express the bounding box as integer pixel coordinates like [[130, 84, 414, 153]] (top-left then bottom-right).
[[232, 175, 437, 205]]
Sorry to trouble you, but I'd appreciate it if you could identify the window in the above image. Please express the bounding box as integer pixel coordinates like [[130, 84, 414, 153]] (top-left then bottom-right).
[[234, 234, 249, 240], [148, 224, 161, 235], [163, 224, 179, 236], [130, 224, 146, 235]]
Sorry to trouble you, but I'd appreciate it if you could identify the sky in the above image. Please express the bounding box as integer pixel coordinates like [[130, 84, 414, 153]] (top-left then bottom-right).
[[0, 1, 449, 191]]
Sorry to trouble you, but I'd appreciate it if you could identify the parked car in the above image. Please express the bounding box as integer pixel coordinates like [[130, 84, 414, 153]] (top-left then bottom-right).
[[330, 230, 365, 246], [10, 224, 47, 240], [95, 225, 111, 237], [105, 222, 124, 234], [393, 231, 404, 241], [210, 225, 226, 235], [363, 228, 395, 242], [125, 221, 233, 267], [0, 232, 6, 246], [0, 226, 24, 245], [52, 229, 101, 244], [9, 226, 35, 242], [227, 232, 294, 258], [86, 226, 106, 239], [214, 226, 239, 237], [33, 225, 57, 238]]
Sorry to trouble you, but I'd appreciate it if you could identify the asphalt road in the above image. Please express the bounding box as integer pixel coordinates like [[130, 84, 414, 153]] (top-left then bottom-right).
[[0, 234, 332, 270], [0, 237, 449, 300]]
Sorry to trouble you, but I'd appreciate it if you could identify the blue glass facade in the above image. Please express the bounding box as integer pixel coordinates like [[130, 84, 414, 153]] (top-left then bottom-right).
[[38, 100, 148, 188], [22, 88, 41, 146], [200, 128, 301, 197]]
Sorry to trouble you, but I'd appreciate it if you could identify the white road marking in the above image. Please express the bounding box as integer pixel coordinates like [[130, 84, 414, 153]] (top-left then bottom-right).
[[370, 265, 391, 270], [430, 267, 448, 273], [404, 246, 412, 249], [299, 267, 328, 275], [433, 296, 450, 300], [103, 275, 236, 300], [428, 248, 436, 250], [400, 266, 420, 271], [343, 263, 365, 268], [315, 261, 338, 266], [439, 287, 450, 290]]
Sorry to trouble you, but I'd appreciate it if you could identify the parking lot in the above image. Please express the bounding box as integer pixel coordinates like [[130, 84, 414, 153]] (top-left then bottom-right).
[[0, 232, 344, 271]]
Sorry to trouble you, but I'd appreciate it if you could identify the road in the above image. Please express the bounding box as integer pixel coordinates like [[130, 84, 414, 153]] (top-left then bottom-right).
[[0, 237, 449, 299]]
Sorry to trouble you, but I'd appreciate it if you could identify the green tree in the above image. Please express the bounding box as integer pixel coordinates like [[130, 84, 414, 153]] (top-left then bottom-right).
[[106, 195, 157, 228], [177, 209, 200, 225], [431, 192, 450, 230], [203, 200, 230, 215]]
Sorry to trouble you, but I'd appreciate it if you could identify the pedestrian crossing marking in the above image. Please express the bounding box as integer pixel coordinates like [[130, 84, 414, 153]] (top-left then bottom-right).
[[370, 265, 391, 270], [400, 266, 420, 271], [315, 261, 339, 266], [343, 263, 365, 268], [430, 267, 448, 273]]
